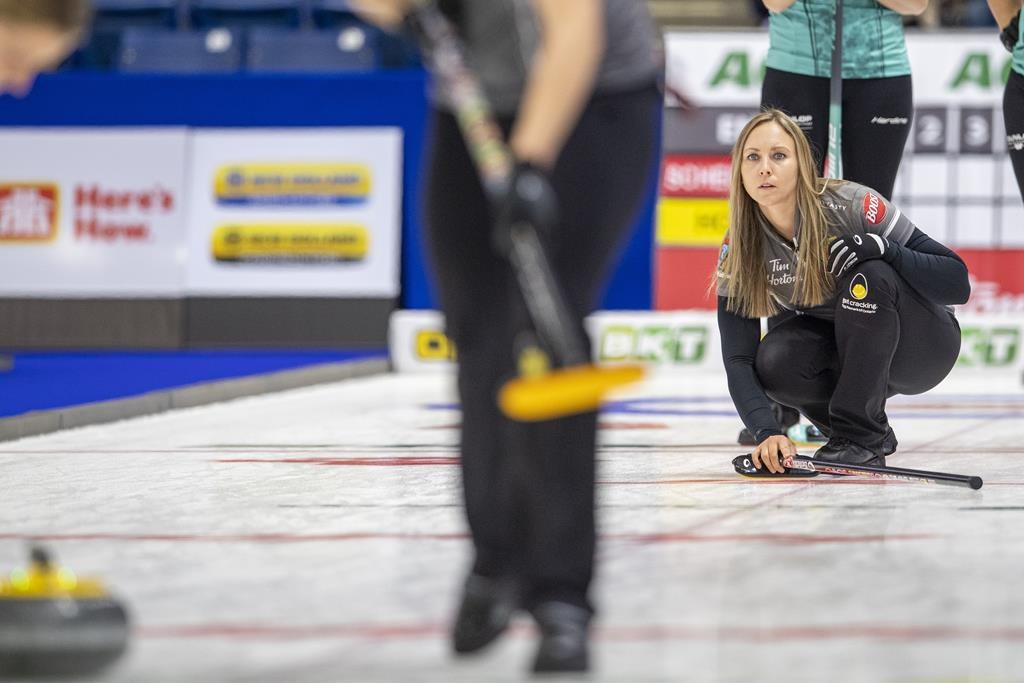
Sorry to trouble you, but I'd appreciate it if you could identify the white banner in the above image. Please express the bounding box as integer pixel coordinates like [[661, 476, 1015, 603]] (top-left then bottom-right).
[[0, 128, 188, 296], [664, 30, 1011, 106], [185, 128, 402, 297], [388, 310, 726, 373], [389, 309, 1024, 373], [389, 309, 451, 373]]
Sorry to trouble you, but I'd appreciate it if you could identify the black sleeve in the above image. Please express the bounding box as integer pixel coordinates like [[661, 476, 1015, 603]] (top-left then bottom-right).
[[883, 228, 971, 305], [717, 297, 785, 443]]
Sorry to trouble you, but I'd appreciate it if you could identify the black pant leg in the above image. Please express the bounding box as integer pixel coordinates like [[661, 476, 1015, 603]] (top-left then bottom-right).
[[518, 84, 661, 610], [761, 68, 830, 174], [1004, 70, 1024, 203], [841, 76, 913, 200], [755, 315, 838, 434], [829, 261, 900, 446], [829, 259, 960, 448], [886, 282, 961, 398], [425, 111, 528, 581]]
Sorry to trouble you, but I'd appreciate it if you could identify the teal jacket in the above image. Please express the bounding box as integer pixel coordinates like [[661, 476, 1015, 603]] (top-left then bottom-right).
[[766, 0, 911, 79]]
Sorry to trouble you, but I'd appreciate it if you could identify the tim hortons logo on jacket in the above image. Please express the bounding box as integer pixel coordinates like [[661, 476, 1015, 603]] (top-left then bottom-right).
[[767, 258, 796, 286]]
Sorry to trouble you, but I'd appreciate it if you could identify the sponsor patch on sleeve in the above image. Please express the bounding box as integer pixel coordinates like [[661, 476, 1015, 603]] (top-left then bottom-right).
[[716, 241, 730, 278], [862, 192, 886, 225]]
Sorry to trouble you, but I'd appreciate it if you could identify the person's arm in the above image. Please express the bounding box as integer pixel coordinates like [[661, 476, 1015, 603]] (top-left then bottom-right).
[[718, 299, 784, 442], [876, 0, 929, 15], [883, 228, 971, 305], [762, 0, 796, 11], [828, 224, 970, 304], [988, 0, 1023, 29], [348, 0, 412, 31], [718, 299, 797, 473], [509, 0, 604, 168]]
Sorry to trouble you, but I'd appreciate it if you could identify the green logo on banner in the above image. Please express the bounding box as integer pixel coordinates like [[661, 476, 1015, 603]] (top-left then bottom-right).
[[600, 325, 708, 364], [950, 53, 1014, 89], [709, 52, 764, 88], [957, 327, 1019, 366]]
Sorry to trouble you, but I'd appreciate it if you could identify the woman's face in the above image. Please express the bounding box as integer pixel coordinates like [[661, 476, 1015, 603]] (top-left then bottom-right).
[[740, 121, 800, 211], [0, 21, 77, 97]]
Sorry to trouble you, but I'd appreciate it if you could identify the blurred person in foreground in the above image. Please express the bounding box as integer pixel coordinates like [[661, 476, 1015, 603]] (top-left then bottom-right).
[[0, 0, 91, 97], [0, 0, 91, 374], [716, 110, 969, 475], [353, 0, 661, 675]]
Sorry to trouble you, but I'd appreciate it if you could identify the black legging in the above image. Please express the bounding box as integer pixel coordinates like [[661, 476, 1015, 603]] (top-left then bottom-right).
[[753, 259, 960, 449], [424, 83, 660, 611], [762, 68, 913, 200], [1004, 69, 1024, 202]]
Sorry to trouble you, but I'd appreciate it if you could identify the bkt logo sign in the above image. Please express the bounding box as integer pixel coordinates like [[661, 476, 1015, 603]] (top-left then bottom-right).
[[599, 325, 709, 364], [957, 327, 1020, 367]]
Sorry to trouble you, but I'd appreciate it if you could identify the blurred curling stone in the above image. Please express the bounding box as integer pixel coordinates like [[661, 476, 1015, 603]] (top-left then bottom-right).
[[0, 546, 129, 678]]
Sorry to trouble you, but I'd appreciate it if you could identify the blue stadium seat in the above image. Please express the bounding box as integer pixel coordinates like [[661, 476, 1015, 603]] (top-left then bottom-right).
[[93, 0, 181, 27], [189, 0, 306, 30], [245, 27, 377, 72], [309, 0, 357, 27], [311, 1, 420, 68], [117, 28, 243, 73], [77, 0, 182, 69]]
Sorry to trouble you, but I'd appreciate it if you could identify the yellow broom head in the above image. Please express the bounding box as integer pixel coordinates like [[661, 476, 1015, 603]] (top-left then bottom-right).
[[498, 363, 645, 422]]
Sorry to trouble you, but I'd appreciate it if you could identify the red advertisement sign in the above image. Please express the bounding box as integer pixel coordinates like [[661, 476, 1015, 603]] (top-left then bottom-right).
[[660, 155, 732, 198], [0, 184, 59, 242], [655, 246, 719, 310], [959, 249, 1024, 313]]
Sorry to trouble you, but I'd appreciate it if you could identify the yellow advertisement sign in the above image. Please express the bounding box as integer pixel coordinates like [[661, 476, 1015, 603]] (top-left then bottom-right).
[[213, 163, 371, 205], [211, 224, 369, 263], [656, 198, 729, 247]]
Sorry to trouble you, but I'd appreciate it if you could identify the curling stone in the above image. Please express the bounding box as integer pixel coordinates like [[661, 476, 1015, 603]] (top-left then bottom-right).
[[0, 547, 129, 678]]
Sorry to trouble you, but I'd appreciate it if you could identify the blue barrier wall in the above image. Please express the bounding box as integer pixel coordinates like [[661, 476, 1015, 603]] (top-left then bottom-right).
[[0, 70, 657, 310]]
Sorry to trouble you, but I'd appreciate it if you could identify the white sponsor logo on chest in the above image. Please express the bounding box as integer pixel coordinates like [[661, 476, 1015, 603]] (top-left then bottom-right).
[[767, 258, 796, 286]]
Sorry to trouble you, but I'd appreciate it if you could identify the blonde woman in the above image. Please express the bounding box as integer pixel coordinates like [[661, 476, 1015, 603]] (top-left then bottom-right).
[[0, 0, 91, 97], [716, 110, 969, 475]]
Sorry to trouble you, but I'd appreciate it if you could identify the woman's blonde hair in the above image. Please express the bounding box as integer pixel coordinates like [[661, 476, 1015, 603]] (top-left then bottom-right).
[[715, 109, 834, 318], [0, 0, 91, 38]]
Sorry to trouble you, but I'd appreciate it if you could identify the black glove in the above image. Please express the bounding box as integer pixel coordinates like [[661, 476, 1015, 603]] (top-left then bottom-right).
[[1001, 9, 1021, 53], [826, 233, 892, 278], [492, 162, 558, 256]]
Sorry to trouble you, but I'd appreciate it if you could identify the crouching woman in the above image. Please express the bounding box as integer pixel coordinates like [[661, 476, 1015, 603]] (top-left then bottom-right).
[[715, 109, 969, 474]]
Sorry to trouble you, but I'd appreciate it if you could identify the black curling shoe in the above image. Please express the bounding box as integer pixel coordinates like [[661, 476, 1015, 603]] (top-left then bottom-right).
[[882, 428, 898, 456], [452, 574, 519, 655], [530, 601, 591, 675], [814, 437, 886, 468]]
